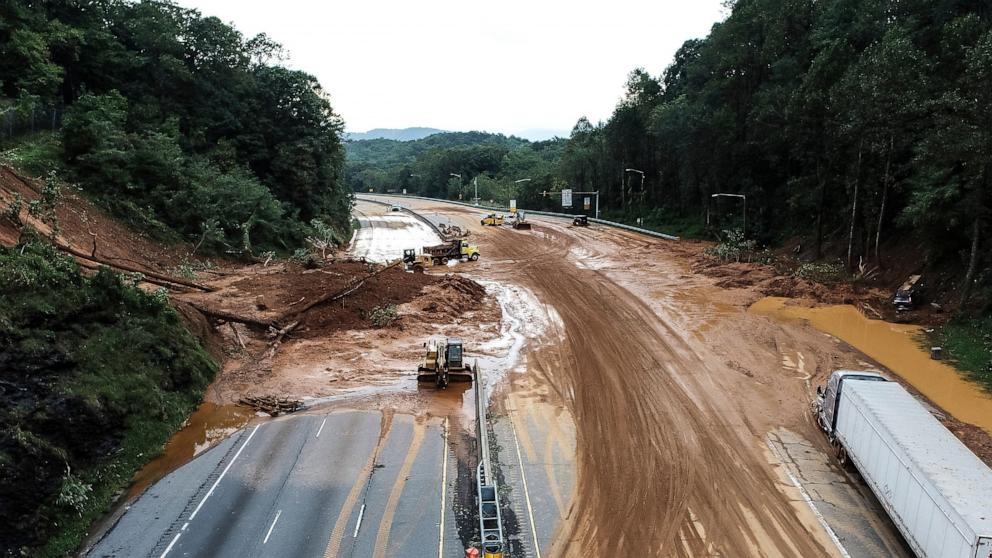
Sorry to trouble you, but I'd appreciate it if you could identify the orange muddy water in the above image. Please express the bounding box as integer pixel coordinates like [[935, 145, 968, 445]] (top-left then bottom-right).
[[750, 297, 992, 434], [127, 402, 254, 498]]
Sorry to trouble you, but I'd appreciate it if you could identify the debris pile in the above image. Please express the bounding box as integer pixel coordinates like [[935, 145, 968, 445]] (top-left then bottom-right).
[[238, 395, 303, 416]]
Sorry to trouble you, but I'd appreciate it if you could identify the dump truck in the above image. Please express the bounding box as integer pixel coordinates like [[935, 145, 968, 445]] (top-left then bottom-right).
[[417, 338, 473, 388], [814, 370, 992, 558], [481, 214, 505, 226], [423, 239, 480, 264]]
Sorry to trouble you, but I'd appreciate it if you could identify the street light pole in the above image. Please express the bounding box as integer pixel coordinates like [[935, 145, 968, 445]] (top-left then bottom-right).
[[449, 173, 462, 200], [709, 193, 747, 236]]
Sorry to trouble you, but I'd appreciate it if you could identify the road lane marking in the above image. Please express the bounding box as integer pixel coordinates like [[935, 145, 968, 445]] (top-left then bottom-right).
[[159, 425, 260, 558], [263, 510, 282, 544], [159, 532, 182, 558], [189, 424, 260, 521], [372, 421, 427, 558], [510, 414, 543, 558], [316, 417, 327, 438], [766, 435, 851, 558], [324, 413, 394, 558], [438, 418, 448, 558], [353, 504, 366, 538]]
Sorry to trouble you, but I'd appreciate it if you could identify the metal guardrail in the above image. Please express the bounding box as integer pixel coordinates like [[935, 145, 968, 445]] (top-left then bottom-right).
[[475, 362, 505, 556], [353, 196, 447, 237], [357, 193, 681, 241]]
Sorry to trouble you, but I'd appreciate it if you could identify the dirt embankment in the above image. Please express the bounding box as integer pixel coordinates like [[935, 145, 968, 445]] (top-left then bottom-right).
[[187, 260, 499, 406], [0, 165, 191, 273]]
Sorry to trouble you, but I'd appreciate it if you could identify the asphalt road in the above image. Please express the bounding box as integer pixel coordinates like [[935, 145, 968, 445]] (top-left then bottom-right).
[[89, 411, 463, 558]]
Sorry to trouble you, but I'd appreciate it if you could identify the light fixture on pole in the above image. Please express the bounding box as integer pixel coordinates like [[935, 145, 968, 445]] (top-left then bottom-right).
[[708, 193, 747, 236]]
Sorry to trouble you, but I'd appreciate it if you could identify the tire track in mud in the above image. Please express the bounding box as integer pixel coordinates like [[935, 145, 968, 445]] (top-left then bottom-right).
[[487, 227, 833, 557]]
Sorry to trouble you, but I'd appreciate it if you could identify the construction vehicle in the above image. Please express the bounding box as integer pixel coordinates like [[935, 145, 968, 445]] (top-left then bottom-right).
[[403, 248, 433, 273], [417, 338, 473, 388], [423, 239, 480, 264], [481, 214, 505, 226], [511, 211, 531, 230], [893, 274, 925, 312], [572, 215, 589, 227]]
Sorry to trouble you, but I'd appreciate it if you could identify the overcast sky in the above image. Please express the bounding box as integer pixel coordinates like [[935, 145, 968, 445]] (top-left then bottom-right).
[[177, 0, 727, 139]]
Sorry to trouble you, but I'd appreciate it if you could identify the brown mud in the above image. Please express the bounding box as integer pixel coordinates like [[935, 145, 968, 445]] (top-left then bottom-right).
[[386, 196, 992, 557]]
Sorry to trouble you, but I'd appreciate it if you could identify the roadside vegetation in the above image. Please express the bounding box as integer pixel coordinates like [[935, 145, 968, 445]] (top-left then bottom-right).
[[1, 1, 353, 254], [0, 236, 218, 556], [930, 317, 992, 393], [0, 2, 355, 555]]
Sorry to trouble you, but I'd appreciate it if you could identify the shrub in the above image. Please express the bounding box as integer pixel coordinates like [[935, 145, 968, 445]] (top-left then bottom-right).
[[708, 229, 761, 262], [367, 304, 398, 327], [793, 261, 844, 283]]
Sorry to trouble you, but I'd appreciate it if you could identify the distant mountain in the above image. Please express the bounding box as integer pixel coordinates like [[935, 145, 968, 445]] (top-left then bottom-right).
[[345, 127, 445, 141]]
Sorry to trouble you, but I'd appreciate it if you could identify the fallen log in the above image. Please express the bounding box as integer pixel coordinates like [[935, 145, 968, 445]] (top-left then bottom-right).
[[52, 238, 214, 292], [183, 303, 277, 330]]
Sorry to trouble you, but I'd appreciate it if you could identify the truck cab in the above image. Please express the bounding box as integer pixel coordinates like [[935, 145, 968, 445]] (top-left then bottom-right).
[[815, 370, 888, 437], [460, 240, 480, 261]]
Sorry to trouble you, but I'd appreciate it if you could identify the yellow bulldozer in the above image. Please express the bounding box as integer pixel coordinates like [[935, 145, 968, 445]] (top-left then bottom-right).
[[417, 338, 473, 389], [481, 214, 505, 226]]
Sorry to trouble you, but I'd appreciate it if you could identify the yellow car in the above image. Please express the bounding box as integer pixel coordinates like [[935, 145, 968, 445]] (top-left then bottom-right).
[[481, 214, 505, 226]]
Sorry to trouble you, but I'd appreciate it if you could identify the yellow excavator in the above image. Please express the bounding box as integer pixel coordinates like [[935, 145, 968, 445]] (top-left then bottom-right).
[[417, 338, 473, 388]]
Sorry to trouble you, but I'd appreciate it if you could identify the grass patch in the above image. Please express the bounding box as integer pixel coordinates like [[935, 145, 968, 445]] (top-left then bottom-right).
[[599, 207, 706, 239], [0, 131, 63, 176], [0, 237, 218, 556], [929, 315, 992, 393]]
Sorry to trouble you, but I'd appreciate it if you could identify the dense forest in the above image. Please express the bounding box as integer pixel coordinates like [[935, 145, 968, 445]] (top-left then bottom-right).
[[1, 0, 352, 253], [0, 2, 352, 555], [351, 0, 992, 309]]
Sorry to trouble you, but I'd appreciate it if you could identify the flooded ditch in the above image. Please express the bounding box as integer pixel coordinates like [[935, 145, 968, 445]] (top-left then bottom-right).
[[751, 296, 992, 434], [127, 402, 255, 499]]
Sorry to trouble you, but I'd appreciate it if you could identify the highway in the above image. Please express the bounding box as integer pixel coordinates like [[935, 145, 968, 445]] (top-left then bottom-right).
[[89, 411, 462, 558]]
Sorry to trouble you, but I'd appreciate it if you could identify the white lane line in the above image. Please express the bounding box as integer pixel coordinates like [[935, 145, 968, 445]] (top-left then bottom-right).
[[438, 418, 449, 558], [263, 510, 282, 544], [766, 435, 851, 558], [160, 426, 261, 558], [353, 504, 367, 538], [510, 415, 542, 558], [159, 532, 182, 558], [316, 417, 327, 438], [189, 424, 261, 521]]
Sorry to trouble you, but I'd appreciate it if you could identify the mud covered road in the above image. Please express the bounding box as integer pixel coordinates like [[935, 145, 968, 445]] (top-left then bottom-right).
[[373, 196, 913, 558]]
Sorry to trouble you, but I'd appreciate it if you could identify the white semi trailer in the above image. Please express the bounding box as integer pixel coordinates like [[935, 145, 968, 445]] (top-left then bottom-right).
[[815, 370, 992, 558]]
